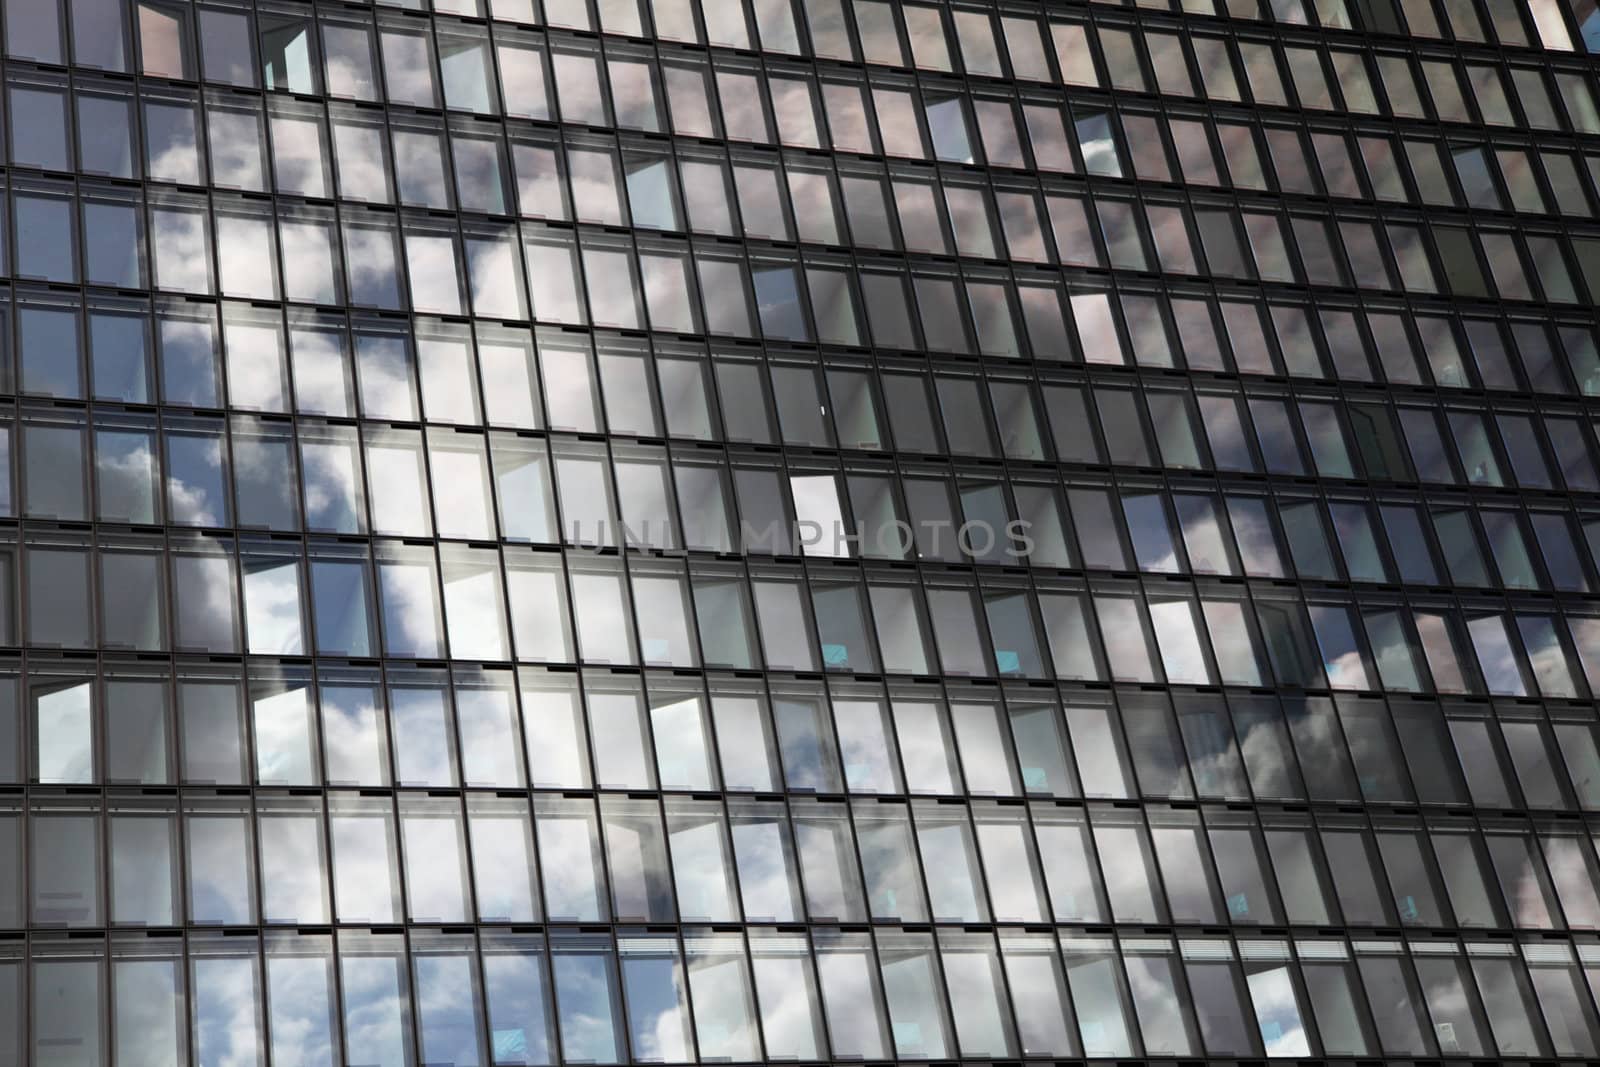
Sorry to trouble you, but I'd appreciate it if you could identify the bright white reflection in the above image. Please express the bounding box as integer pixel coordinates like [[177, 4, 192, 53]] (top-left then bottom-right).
[[404, 234, 463, 314], [1149, 599, 1211, 685], [791, 475, 850, 558], [365, 443, 430, 537], [151, 207, 211, 293], [259, 815, 327, 923], [253, 686, 315, 784], [280, 221, 339, 304], [379, 561, 443, 659], [36, 682, 92, 784], [223, 322, 288, 412], [430, 447, 494, 539], [402, 815, 468, 922], [1246, 963, 1312, 1057], [216, 214, 278, 299], [330, 815, 397, 924], [267, 954, 337, 1067], [245, 561, 305, 656], [442, 564, 509, 661]]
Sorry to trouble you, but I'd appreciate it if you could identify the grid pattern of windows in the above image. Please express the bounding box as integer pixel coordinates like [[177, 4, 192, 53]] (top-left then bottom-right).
[[6, 0, 1600, 1062]]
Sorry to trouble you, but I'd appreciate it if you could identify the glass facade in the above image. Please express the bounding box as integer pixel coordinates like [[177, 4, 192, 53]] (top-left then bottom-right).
[[12, 0, 1600, 1061]]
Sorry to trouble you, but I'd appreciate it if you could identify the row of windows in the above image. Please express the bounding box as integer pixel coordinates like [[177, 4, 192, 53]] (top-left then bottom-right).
[[18, 776, 1600, 938], [1087, 103, 1600, 220], [27, 21, 1600, 243], [26, 390, 1600, 589], [10, 293, 1600, 441], [19, 181, 1600, 360], [6, 0, 571, 108], [1003, 375, 1600, 493], [19, 431, 1599, 588], [4, 0, 1589, 113], [0, 644, 1589, 807], [8, 923, 1600, 1064], [909, 0, 1596, 65], [1044, 7, 1600, 126], [1113, 0, 1589, 55], [1, 423, 1600, 674], [8, 513, 1600, 727], [25, 48, 1600, 260], [23, 86, 1600, 324], [7, 193, 1600, 384], [14, 8, 1600, 230]]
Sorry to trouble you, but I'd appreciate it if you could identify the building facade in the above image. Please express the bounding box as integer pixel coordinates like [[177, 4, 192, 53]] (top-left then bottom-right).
[[8, 0, 1600, 1061]]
